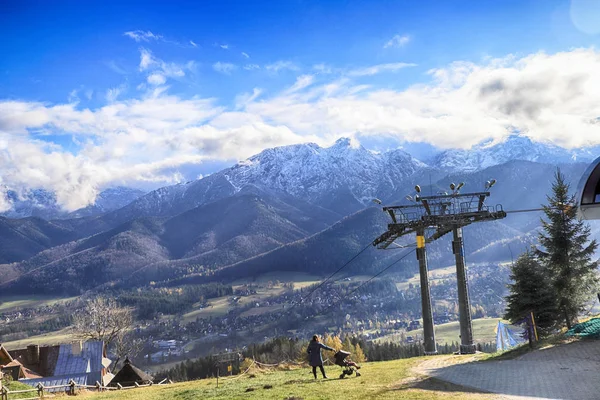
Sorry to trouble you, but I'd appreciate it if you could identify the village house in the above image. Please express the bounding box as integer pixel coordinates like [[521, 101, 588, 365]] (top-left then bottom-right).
[[0, 341, 113, 388]]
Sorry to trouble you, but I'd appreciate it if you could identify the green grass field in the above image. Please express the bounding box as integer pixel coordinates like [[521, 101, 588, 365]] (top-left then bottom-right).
[[2, 379, 40, 400], [182, 272, 323, 324], [232, 271, 322, 288], [0, 295, 78, 313], [87, 357, 496, 400], [1, 328, 75, 350], [376, 318, 501, 345]]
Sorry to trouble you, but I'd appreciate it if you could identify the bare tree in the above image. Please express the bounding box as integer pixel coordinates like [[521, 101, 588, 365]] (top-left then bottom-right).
[[112, 331, 144, 372], [73, 297, 133, 348]]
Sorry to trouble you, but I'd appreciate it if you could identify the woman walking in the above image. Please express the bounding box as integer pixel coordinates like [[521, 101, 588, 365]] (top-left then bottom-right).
[[307, 335, 335, 379]]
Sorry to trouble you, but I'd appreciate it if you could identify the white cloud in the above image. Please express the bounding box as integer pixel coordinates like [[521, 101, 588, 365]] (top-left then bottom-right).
[[384, 34, 411, 49], [139, 48, 193, 83], [219, 44, 229, 49], [243, 64, 260, 70], [139, 48, 156, 70], [347, 62, 417, 77], [287, 75, 315, 93], [85, 90, 94, 100], [3, 48, 600, 211], [105, 85, 126, 103], [235, 88, 263, 109], [124, 30, 163, 42], [213, 62, 237, 75], [313, 63, 334, 74], [147, 73, 167, 86], [246, 48, 600, 149], [265, 61, 299, 72], [68, 89, 79, 103], [0, 188, 11, 213], [124, 30, 194, 48], [241, 52, 250, 59]]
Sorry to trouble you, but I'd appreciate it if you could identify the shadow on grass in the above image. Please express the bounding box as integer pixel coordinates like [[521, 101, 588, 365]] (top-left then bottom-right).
[[284, 375, 359, 386]]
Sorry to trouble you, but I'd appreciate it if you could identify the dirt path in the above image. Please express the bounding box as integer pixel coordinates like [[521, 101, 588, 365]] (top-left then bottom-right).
[[414, 340, 600, 400]]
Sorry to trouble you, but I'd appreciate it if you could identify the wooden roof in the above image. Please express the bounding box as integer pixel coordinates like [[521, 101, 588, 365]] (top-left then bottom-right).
[[109, 358, 154, 386]]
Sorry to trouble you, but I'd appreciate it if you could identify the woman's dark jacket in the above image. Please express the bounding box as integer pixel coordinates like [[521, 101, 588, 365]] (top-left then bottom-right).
[[307, 341, 335, 367]]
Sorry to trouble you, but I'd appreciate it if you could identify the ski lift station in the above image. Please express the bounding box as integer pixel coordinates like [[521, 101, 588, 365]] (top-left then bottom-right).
[[577, 155, 600, 220]]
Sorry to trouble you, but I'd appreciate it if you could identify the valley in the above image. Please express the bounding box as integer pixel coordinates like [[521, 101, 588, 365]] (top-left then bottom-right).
[[1, 136, 598, 379]]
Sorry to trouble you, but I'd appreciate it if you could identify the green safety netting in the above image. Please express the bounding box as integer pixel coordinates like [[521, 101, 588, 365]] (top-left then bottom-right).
[[565, 317, 600, 338]]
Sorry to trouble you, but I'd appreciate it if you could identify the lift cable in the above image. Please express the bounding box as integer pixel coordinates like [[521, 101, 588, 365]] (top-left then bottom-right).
[[292, 242, 374, 307], [317, 248, 417, 316]]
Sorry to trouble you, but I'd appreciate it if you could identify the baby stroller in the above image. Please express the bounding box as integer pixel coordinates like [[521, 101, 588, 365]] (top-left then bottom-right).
[[334, 350, 361, 379]]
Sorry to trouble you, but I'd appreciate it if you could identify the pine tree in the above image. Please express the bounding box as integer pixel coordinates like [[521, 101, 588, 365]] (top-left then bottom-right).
[[504, 250, 558, 336], [353, 343, 366, 363], [535, 169, 599, 329], [342, 336, 355, 355]]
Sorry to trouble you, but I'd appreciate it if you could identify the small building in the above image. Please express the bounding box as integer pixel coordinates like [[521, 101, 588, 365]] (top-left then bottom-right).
[[408, 320, 421, 331], [108, 358, 153, 387], [1, 344, 44, 380], [3, 341, 113, 389], [577, 155, 600, 219]]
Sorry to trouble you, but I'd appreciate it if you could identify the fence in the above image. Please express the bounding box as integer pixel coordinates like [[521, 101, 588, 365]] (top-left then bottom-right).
[[0, 378, 171, 399]]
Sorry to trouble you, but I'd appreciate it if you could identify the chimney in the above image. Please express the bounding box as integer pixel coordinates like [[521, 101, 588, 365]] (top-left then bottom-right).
[[27, 345, 40, 365], [72, 341, 83, 356]]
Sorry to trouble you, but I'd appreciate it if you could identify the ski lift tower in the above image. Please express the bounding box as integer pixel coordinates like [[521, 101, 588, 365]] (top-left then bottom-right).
[[373, 181, 507, 354]]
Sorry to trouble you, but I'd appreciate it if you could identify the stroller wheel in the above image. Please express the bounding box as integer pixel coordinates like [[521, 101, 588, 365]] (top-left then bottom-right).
[[339, 373, 345, 379]]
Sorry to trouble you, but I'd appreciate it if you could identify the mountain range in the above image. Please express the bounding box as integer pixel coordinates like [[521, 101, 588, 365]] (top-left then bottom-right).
[[1, 187, 146, 220], [1, 135, 598, 295]]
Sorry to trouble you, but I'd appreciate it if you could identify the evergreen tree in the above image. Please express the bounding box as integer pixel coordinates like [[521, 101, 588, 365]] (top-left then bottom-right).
[[536, 169, 599, 329], [353, 343, 366, 362], [504, 251, 558, 336], [342, 336, 356, 355]]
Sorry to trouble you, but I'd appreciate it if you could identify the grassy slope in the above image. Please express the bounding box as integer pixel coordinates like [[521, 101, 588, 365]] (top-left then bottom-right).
[[1, 328, 74, 350], [182, 272, 322, 324], [89, 358, 496, 400], [0, 295, 77, 313], [376, 318, 501, 345], [4, 380, 40, 400]]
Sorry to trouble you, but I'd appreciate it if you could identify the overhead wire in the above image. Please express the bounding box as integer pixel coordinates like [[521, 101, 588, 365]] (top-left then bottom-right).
[[291, 241, 374, 308], [316, 247, 417, 316]]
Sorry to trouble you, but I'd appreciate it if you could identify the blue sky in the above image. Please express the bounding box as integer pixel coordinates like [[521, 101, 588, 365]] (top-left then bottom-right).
[[2, 0, 597, 106], [1, 0, 600, 209]]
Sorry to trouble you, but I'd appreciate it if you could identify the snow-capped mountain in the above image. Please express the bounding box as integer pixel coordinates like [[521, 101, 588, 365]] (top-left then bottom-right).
[[3, 135, 600, 220], [433, 135, 597, 172], [224, 137, 426, 205], [2, 189, 61, 219], [101, 137, 430, 225], [1, 187, 146, 219], [66, 187, 147, 218]]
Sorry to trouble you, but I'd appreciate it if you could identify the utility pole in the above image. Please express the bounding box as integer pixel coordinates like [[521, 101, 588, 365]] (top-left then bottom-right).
[[416, 227, 437, 355], [452, 226, 476, 354]]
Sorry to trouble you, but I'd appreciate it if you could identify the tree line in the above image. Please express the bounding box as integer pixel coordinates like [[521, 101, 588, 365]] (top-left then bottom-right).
[[112, 283, 232, 319], [160, 335, 496, 382]]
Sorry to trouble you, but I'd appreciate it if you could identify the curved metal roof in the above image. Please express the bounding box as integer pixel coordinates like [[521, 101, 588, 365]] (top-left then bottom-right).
[[577, 155, 600, 220]]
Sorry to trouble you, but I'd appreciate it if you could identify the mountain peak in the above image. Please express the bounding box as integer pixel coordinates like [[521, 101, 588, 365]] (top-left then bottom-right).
[[331, 137, 360, 149]]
